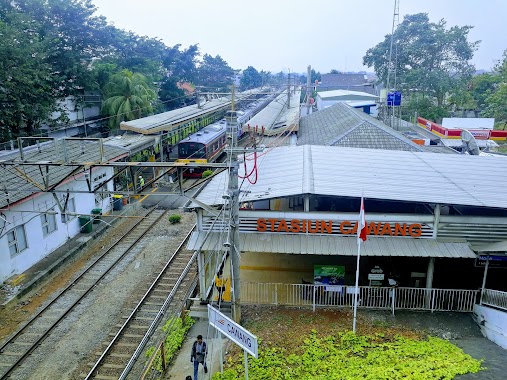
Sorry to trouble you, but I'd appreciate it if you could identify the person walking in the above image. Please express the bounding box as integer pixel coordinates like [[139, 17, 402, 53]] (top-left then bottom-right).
[[191, 335, 208, 380], [215, 270, 225, 304], [138, 175, 145, 187]]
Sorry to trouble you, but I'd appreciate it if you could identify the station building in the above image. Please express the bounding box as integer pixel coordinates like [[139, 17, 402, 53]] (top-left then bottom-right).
[[0, 140, 126, 283], [188, 145, 507, 307]]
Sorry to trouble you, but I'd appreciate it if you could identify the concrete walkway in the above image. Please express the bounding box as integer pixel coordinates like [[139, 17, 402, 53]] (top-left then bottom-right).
[[165, 319, 228, 380]]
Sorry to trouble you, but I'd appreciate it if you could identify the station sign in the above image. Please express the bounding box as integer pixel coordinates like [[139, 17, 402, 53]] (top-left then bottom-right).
[[208, 305, 258, 358], [256, 218, 424, 238], [475, 255, 507, 268]]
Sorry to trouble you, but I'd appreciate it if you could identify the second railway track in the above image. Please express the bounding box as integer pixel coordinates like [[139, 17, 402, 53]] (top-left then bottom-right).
[[0, 207, 168, 379]]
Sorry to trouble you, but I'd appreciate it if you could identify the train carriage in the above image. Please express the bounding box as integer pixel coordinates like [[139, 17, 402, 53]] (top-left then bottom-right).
[[177, 121, 227, 178]]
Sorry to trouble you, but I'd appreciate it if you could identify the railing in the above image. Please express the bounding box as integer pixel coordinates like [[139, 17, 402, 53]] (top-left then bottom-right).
[[481, 289, 507, 311], [241, 282, 479, 313]]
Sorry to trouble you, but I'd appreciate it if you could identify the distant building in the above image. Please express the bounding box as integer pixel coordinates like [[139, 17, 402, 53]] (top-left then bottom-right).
[[315, 90, 379, 115], [319, 73, 378, 95]]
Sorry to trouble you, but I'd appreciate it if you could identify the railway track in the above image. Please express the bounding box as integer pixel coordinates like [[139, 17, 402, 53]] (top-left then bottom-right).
[[0, 208, 168, 379], [83, 229, 197, 379]]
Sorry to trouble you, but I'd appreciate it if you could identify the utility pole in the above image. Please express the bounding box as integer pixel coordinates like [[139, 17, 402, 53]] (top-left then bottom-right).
[[305, 65, 312, 116], [287, 71, 291, 108]]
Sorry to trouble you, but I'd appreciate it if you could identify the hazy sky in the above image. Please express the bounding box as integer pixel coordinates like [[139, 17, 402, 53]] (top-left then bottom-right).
[[91, 0, 507, 74]]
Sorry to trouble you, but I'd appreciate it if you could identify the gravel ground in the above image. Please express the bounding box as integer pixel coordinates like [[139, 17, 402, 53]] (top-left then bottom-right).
[[1, 209, 196, 380]]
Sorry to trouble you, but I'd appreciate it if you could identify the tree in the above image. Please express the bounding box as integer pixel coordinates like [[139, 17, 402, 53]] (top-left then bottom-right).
[[311, 69, 321, 83], [329, 69, 342, 74], [363, 13, 478, 117], [158, 78, 186, 111], [482, 50, 507, 128], [197, 54, 235, 91], [240, 66, 263, 90], [101, 70, 157, 130], [163, 44, 200, 83], [469, 73, 499, 112], [0, 16, 57, 140]]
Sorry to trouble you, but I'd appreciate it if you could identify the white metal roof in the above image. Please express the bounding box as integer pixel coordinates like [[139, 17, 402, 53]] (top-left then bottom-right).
[[187, 232, 476, 258], [195, 145, 507, 209], [318, 90, 379, 100]]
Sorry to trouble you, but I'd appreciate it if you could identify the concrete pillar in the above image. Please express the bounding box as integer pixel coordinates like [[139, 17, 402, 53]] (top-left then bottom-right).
[[432, 204, 441, 239], [304, 195, 310, 212], [197, 250, 206, 300], [425, 257, 435, 310], [480, 254, 490, 305]]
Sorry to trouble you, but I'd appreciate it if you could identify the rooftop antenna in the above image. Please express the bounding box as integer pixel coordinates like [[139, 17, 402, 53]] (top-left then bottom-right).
[[461, 130, 480, 155], [383, 0, 400, 128]]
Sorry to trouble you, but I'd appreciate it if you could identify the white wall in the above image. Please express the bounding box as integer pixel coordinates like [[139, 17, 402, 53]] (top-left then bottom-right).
[[0, 167, 114, 283], [474, 304, 507, 349]]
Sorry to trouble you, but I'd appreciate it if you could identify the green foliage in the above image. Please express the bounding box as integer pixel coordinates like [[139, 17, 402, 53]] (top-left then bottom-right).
[[202, 170, 213, 178], [402, 94, 449, 123], [240, 66, 263, 90], [101, 69, 157, 130], [198, 54, 235, 91], [363, 13, 478, 116], [169, 214, 182, 224], [212, 331, 483, 380], [146, 315, 194, 373]]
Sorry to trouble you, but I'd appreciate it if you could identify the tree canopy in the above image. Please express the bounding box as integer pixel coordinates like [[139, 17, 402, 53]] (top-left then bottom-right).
[[197, 54, 235, 91], [363, 13, 479, 120], [240, 66, 263, 90]]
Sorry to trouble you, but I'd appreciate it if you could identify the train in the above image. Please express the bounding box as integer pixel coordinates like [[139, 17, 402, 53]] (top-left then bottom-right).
[[176, 93, 275, 177], [177, 121, 227, 178], [417, 117, 507, 141]]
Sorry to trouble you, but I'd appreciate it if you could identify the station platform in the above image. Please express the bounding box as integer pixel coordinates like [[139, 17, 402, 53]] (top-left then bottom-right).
[[0, 202, 141, 306]]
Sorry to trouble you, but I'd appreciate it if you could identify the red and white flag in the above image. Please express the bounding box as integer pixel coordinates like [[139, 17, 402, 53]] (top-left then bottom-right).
[[358, 197, 367, 243]]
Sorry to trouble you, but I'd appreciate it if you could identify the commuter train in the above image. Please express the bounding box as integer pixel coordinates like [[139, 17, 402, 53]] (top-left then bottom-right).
[[177, 121, 227, 178], [177, 93, 275, 177], [417, 117, 507, 141]]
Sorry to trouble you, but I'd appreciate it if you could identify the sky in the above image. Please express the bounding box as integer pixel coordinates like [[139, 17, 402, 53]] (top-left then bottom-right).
[[91, 0, 507, 74]]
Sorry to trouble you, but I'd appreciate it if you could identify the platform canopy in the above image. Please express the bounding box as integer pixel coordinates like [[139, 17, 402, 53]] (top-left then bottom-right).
[[187, 232, 476, 258]]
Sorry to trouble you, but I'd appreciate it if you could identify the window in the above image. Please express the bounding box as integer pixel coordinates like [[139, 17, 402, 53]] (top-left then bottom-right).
[[41, 210, 57, 236], [7, 225, 28, 258]]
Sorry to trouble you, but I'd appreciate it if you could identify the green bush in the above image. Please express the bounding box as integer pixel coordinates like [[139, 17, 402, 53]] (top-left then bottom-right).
[[202, 169, 213, 178], [212, 331, 483, 380], [169, 214, 181, 224], [146, 315, 195, 372]]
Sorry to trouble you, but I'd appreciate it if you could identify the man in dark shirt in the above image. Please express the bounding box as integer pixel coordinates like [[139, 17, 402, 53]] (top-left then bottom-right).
[[191, 335, 208, 379]]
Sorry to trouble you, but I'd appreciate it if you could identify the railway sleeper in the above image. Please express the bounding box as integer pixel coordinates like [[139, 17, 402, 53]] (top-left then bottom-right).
[[107, 333, 144, 339], [87, 362, 125, 369]]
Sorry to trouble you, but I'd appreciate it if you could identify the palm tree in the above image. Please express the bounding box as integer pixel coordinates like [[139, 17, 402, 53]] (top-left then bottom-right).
[[101, 69, 157, 130]]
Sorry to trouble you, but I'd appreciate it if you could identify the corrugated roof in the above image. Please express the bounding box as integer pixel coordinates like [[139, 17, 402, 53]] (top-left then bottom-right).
[[299, 103, 424, 151], [0, 140, 127, 208], [103, 134, 157, 154], [187, 232, 476, 258], [195, 145, 507, 209], [320, 74, 368, 87], [243, 90, 301, 136], [317, 90, 378, 100], [120, 88, 264, 134]]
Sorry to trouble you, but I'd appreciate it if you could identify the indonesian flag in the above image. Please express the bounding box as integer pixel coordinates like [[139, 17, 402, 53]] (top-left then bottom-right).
[[358, 197, 367, 243]]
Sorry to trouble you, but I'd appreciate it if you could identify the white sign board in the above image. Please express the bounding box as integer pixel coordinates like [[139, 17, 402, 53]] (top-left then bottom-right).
[[368, 273, 385, 280], [208, 305, 258, 358]]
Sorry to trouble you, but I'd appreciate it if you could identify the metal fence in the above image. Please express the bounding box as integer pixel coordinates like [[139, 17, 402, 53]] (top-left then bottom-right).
[[241, 282, 479, 313], [481, 289, 507, 311]]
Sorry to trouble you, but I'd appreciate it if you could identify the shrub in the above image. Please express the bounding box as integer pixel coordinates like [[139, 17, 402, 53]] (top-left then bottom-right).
[[202, 169, 213, 178], [169, 214, 181, 224]]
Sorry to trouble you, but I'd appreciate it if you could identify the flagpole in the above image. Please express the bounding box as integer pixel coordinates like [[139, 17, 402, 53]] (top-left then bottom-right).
[[353, 195, 366, 334], [352, 239, 361, 333]]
